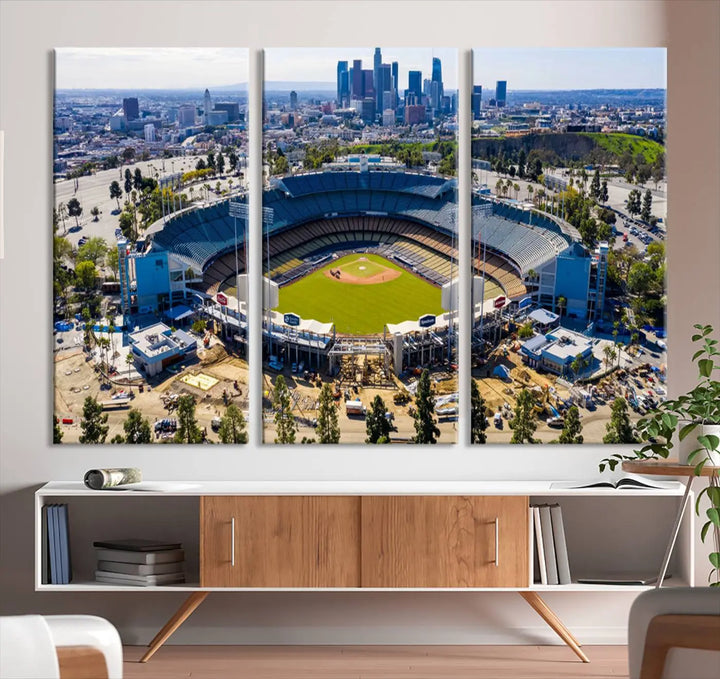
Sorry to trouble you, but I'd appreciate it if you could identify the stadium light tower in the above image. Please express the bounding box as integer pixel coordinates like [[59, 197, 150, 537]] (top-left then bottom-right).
[[229, 200, 248, 322]]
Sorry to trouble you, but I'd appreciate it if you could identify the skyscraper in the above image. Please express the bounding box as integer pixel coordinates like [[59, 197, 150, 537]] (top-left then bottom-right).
[[122, 97, 139, 121], [373, 47, 382, 113], [495, 80, 507, 107], [408, 71, 422, 99], [289, 90, 298, 110], [472, 85, 482, 119], [336, 61, 348, 106], [391, 61, 399, 107], [431, 58, 443, 110], [379, 63, 393, 110], [203, 89, 213, 121], [362, 69, 374, 99], [351, 59, 363, 100]]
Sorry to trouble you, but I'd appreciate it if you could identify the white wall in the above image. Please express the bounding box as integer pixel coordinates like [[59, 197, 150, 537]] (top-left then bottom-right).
[[1, 0, 718, 646]]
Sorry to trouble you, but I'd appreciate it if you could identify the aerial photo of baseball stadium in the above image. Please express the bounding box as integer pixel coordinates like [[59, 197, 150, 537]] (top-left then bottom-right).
[[260, 48, 459, 444], [470, 48, 667, 444], [52, 48, 251, 444]]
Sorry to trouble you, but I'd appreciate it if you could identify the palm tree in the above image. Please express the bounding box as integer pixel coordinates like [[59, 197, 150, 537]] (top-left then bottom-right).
[[126, 352, 134, 392], [495, 178, 504, 197], [513, 183, 520, 200], [527, 185, 534, 203]]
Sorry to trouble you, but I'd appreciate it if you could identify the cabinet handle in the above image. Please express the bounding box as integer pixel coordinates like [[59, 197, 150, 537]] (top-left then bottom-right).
[[494, 517, 499, 567], [231, 517, 235, 567]]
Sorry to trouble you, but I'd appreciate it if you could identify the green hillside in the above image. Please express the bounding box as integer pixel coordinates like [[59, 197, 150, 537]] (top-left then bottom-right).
[[581, 133, 664, 164]]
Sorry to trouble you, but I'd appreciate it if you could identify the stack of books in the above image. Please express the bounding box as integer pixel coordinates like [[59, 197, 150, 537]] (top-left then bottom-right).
[[93, 539, 185, 586], [531, 504, 571, 586], [42, 504, 72, 584]]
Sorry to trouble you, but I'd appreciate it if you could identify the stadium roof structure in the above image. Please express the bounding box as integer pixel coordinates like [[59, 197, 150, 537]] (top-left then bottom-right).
[[264, 171, 458, 236]]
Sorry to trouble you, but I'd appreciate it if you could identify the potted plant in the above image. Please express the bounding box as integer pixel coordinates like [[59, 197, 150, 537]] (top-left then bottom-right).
[[600, 324, 720, 586]]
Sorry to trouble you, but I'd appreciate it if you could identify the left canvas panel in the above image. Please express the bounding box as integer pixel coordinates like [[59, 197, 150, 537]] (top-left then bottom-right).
[[53, 48, 250, 444]]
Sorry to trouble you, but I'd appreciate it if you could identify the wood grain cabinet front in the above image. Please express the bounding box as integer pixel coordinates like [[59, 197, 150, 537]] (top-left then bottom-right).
[[200, 496, 361, 588], [361, 496, 529, 588]]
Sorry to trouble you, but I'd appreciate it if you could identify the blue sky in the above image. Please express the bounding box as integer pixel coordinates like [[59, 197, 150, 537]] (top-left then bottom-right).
[[265, 48, 458, 90], [473, 48, 666, 90], [56, 48, 249, 89]]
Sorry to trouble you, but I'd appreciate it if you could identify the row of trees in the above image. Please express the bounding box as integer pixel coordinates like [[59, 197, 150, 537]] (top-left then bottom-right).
[[61, 395, 248, 445], [271, 369, 443, 445]]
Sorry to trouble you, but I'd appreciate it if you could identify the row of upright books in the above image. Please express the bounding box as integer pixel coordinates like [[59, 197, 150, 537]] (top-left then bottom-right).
[[531, 503, 571, 586], [42, 504, 72, 584], [94, 539, 185, 586]]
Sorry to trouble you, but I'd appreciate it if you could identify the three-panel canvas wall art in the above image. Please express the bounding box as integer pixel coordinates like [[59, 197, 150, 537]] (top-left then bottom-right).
[[52, 47, 667, 445]]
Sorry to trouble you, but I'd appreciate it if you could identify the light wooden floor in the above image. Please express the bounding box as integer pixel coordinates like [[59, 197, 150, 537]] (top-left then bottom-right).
[[123, 645, 630, 678]]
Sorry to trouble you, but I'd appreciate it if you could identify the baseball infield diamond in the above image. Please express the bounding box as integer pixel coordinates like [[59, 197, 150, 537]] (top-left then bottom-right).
[[276, 254, 444, 335]]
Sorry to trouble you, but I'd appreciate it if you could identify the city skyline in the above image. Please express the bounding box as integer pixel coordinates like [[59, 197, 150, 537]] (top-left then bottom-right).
[[265, 47, 458, 91], [473, 48, 666, 91], [55, 48, 249, 90]]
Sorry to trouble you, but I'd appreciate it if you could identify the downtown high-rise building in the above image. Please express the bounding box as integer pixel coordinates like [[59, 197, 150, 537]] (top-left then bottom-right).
[[122, 97, 139, 121], [362, 69, 374, 99], [431, 57, 444, 110], [495, 80, 507, 107], [351, 59, 363, 100], [379, 63, 393, 110], [408, 70, 422, 100], [289, 90, 298, 110], [203, 89, 213, 121], [391, 61, 399, 107], [373, 47, 382, 114], [177, 104, 196, 128], [336, 61, 349, 106], [472, 85, 482, 119]]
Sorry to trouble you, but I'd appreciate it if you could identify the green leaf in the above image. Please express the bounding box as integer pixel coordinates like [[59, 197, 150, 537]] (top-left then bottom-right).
[[699, 359, 714, 378], [692, 334, 703, 342], [679, 422, 699, 441], [707, 486, 720, 505], [701, 521, 711, 542], [707, 508, 720, 527], [687, 447, 705, 463], [710, 552, 720, 569], [661, 413, 678, 430], [698, 434, 720, 451], [695, 459, 708, 475], [692, 350, 705, 361]]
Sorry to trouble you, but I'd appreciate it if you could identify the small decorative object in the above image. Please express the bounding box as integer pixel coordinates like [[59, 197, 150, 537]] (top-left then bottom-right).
[[84, 467, 142, 490], [600, 324, 720, 586]]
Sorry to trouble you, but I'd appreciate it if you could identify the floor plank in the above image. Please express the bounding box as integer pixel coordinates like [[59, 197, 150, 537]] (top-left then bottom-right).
[[123, 645, 629, 679]]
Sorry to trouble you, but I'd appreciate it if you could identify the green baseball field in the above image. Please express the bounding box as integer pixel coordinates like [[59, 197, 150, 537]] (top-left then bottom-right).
[[275, 254, 443, 335]]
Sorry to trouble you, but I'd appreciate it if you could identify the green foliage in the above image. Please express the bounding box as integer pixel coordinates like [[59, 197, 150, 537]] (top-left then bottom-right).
[[558, 406, 583, 444], [583, 132, 664, 165], [602, 397, 637, 444], [123, 408, 152, 444], [470, 380, 487, 444], [66, 197, 82, 227], [315, 383, 340, 444], [181, 168, 215, 184], [79, 396, 109, 444], [366, 395, 392, 444], [218, 404, 248, 444], [109, 180, 123, 208], [518, 322, 534, 339], [273, 375, 297, 444], [413, 369, 440, 444], [641, 189, 653, 222], [75, 261, 98, 291], [509, 388, 538, 444], [191, 319, 207, 334], [626, 188, 642, 217], [174, 395, 203, 443], [76, 237, 108, 265], [53, 416, 63, 444]]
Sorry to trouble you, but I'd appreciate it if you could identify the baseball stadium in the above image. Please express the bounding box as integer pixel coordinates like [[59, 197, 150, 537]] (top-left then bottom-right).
[[117, 163, 606, 442]]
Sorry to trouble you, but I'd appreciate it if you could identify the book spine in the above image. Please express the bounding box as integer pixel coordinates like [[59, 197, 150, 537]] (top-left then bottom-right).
[[49, 505, 60, 585], [532, 506, 547, 585], [550, 504, 572, 585], [539, 505, 559, 586], [41, 505, 49, 585], [58, 504, 70, 585]]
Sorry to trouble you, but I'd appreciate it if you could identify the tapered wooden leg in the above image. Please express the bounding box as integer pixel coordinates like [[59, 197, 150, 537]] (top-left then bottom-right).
[[518, 591, 590, 663], [140, 592, 209, 663]]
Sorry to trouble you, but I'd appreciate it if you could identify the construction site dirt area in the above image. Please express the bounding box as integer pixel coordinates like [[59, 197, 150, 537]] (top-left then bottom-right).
[[473, 341, 644, 443], [55, 346, 249, 444], [263, 354, 458, 444]]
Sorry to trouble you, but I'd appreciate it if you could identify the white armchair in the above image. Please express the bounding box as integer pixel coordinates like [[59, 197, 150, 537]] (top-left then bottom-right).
[[0, 615, 122, 679], [628, 587, 720, 679]]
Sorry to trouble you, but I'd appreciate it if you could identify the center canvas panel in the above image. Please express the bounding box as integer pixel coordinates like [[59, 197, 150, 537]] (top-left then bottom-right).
[[53, 48, 249, 445], [262, 48, 458, 444], [470, 48, 666, 444]]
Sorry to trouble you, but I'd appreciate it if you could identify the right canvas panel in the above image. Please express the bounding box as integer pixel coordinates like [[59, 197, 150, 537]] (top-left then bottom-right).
[[471, 48, 667, 444]]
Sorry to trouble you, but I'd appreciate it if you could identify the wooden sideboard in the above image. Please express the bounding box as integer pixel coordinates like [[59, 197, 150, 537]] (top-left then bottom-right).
[[35, 481, 694, 665]]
